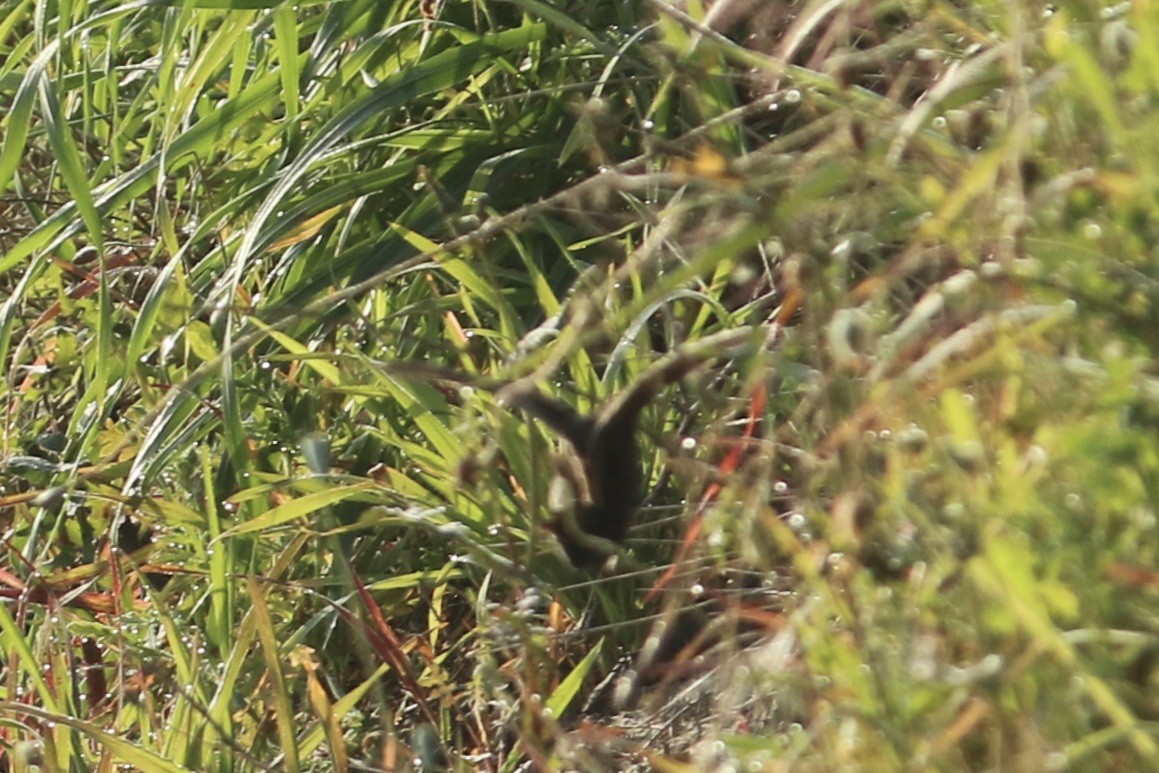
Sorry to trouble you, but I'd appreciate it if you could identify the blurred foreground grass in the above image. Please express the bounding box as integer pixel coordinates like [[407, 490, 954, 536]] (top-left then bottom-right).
[[2, 0, 1159, 770]]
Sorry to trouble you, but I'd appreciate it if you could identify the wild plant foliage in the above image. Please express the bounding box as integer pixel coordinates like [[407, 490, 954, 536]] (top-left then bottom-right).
[[1, 1, 1158, 770]]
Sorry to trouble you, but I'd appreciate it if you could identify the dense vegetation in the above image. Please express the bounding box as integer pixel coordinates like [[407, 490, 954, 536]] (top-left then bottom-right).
[[2, 0, 1159, 770]]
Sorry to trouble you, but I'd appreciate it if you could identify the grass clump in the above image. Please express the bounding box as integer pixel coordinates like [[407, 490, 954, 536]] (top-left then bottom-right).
[[1, 0, 1159, 770]]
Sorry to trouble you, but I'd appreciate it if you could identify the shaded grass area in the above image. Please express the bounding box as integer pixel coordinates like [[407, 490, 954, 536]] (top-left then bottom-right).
[[2, 0, 1159, 770]]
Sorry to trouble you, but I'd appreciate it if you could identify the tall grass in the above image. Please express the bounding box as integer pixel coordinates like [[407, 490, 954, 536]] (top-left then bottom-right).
[[1, 0, 1158, 770]]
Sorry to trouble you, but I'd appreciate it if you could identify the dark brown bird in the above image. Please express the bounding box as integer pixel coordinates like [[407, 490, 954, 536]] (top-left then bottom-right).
[[380, 326, 763, 568], [499, 386, 647, 567], [500, 328, 757, 567]]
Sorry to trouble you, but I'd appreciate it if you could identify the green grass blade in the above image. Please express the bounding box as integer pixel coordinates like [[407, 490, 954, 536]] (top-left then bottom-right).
[[219, 483, 376, 538], [0, 703, 191, 772], [0, 39, 52, 196], [247, 576, 301, 773], [0, 604, 59, 712], [209, 23, 549, 308]]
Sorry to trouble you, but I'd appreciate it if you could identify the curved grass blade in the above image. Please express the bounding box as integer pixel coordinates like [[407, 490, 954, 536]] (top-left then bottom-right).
[[0, 703, 191, 772], [546, 637, 604, 717], [219, 483, 377, 538], [0, 61, 292, 367], [207, 23, 549, 311], [0, 40, 53, 196], [0, 604, 60, 713], [247, 576, 301, 773]]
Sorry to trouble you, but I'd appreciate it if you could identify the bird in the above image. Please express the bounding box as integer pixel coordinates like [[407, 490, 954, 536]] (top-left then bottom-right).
[[379, 326, 763, 568]]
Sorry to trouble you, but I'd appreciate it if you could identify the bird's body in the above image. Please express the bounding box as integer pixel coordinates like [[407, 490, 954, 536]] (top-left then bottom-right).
[[380, 326, 762, 568], [501, 388, 646, 567]]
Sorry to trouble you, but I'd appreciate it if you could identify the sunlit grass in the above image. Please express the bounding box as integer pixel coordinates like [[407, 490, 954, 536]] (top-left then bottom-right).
[[1, 0, 1158, 770]]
